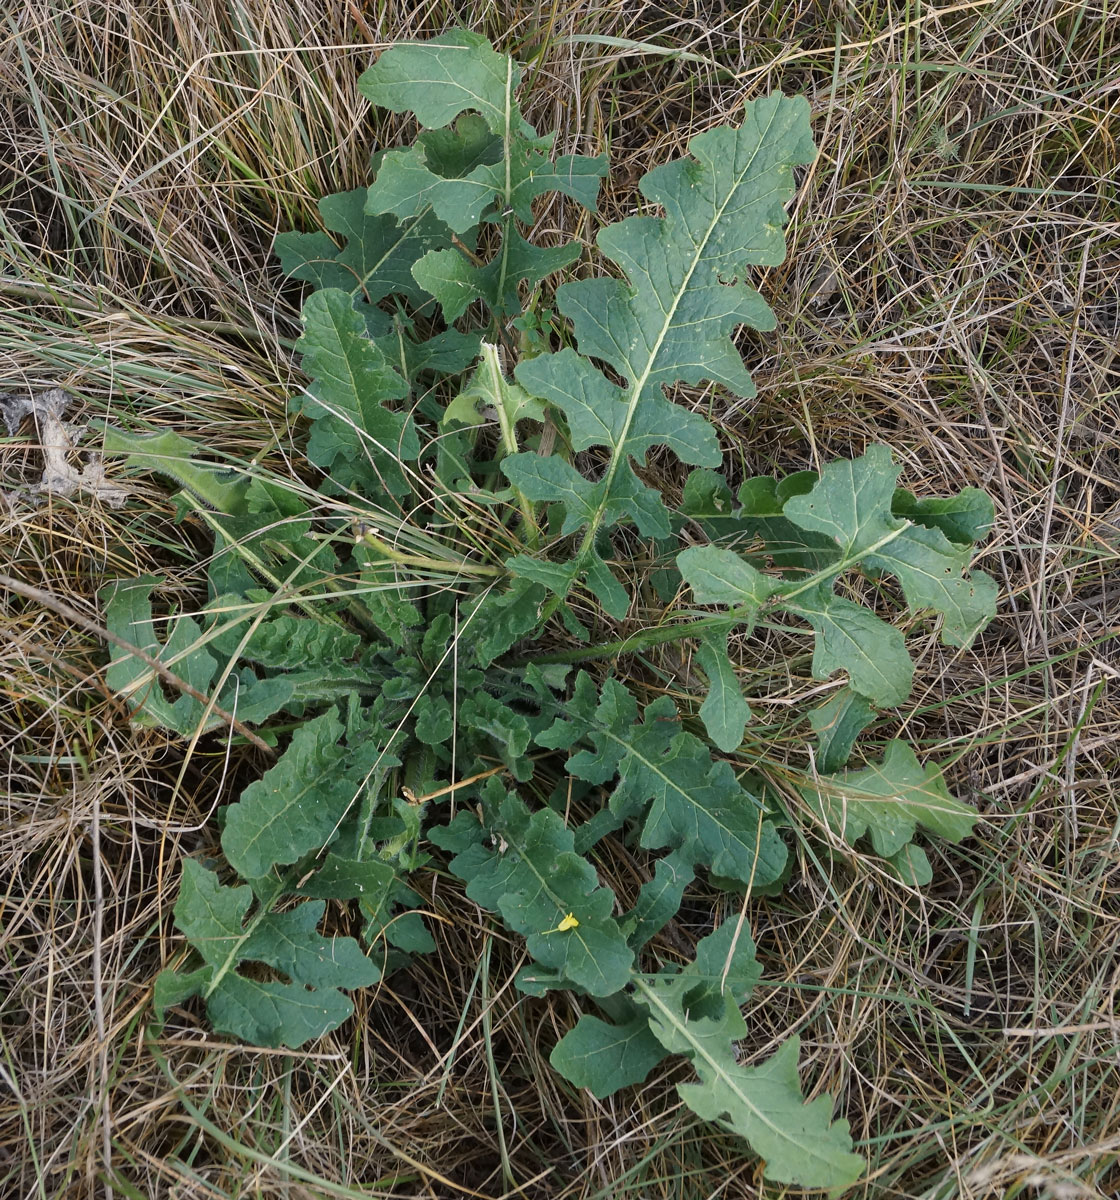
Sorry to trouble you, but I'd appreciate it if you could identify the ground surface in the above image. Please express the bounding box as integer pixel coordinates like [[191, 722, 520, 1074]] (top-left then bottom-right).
[[2, 2, 1118, 1197]]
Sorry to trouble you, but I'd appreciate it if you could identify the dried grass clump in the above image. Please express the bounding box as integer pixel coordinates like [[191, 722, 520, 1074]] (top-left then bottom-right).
[[2, 1, 1118, 1197]]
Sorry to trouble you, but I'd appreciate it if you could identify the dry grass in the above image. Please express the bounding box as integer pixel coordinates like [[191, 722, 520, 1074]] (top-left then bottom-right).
[[2, 1, 1118, 1197]]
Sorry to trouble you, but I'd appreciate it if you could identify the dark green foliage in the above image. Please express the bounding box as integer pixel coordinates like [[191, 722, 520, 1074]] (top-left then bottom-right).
[[98, 29, 1000, 1187]]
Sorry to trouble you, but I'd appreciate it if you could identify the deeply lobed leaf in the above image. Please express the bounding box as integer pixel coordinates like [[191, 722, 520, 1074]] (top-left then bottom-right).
[[155, 859, 378, 1049], [538, 673, 787, 887], [293, 289, 418, 496], [432, 781, 633, 996], [504, 93, 816, 610]]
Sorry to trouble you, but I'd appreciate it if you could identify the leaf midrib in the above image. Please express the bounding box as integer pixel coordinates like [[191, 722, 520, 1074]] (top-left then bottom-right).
[[574, 103, 782, 570], [633, 981, 839, 1176], [602, 727, 759, 867]]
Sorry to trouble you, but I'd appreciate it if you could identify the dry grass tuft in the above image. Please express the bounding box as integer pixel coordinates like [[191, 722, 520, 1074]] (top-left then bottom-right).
[[2, 1, 1118, 1197]]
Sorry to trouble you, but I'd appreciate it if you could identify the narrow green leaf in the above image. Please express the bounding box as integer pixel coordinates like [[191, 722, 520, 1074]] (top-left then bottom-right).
[[99, 426, 249, 514], [695, 630, 751, 753]]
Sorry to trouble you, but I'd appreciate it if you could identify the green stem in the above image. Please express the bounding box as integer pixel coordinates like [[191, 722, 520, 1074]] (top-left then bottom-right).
[[356, 528, 504, 577], [515, 609, 760, 665]]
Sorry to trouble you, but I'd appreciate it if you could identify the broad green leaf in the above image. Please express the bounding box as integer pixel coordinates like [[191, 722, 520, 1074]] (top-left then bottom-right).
[[275, 187, 455, 308], [362, 35, 604, 262], [370, 149, 495, 235], [784, 445, 997, 647], [639, 920, 763, 1021], [359, 29, 532, 138], [807, 686, 877, 772], [462, 577, 547, 665], [625, 921, 859, 1187], [733, 474, 838, 573], [884, 843, 933, 887], [165, 859, 378, 1048], [551, 1014, 667, 1098], [679, 467, 738, 537], [414, 233, 580, 321], [551, 921, 763, 1103], [294, 289, 417, 496], [431, 783, 633, 996], [363, 115, 502, 234], [784, 584, 913, 706], [374, 324, 481, 379], [221, 711, 392, 880], [893, 485, 995, 545], [207, 600, 362, 669], [459, 690, 534, 780], [414, 115, 503, 177], [413, 694, 454, 746], [802, 739, 976, 857], [199, 476, 338, 600], [499, 94, 815, 612], [101, 578, 356, 736], [640, 992, 863, 1189], [408, 247, 482, 321], [538, 674, 787, 888], [677, 918, 763, 1002], [293, 854, 397, 901], [677, 545, 782, 611]]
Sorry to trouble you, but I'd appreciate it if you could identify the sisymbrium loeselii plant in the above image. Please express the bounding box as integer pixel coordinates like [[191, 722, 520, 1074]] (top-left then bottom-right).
[[97, 29, 996, 1190]]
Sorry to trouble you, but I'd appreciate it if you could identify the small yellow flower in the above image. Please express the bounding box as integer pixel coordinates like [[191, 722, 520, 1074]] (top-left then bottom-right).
[[542, 912, 580, 934]]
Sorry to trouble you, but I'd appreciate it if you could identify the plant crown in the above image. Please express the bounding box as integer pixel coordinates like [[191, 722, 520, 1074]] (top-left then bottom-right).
[[98, 29, 996, 1190]]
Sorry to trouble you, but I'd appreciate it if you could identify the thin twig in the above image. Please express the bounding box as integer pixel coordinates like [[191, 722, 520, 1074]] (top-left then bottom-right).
[[0, 573, 274, 755]]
